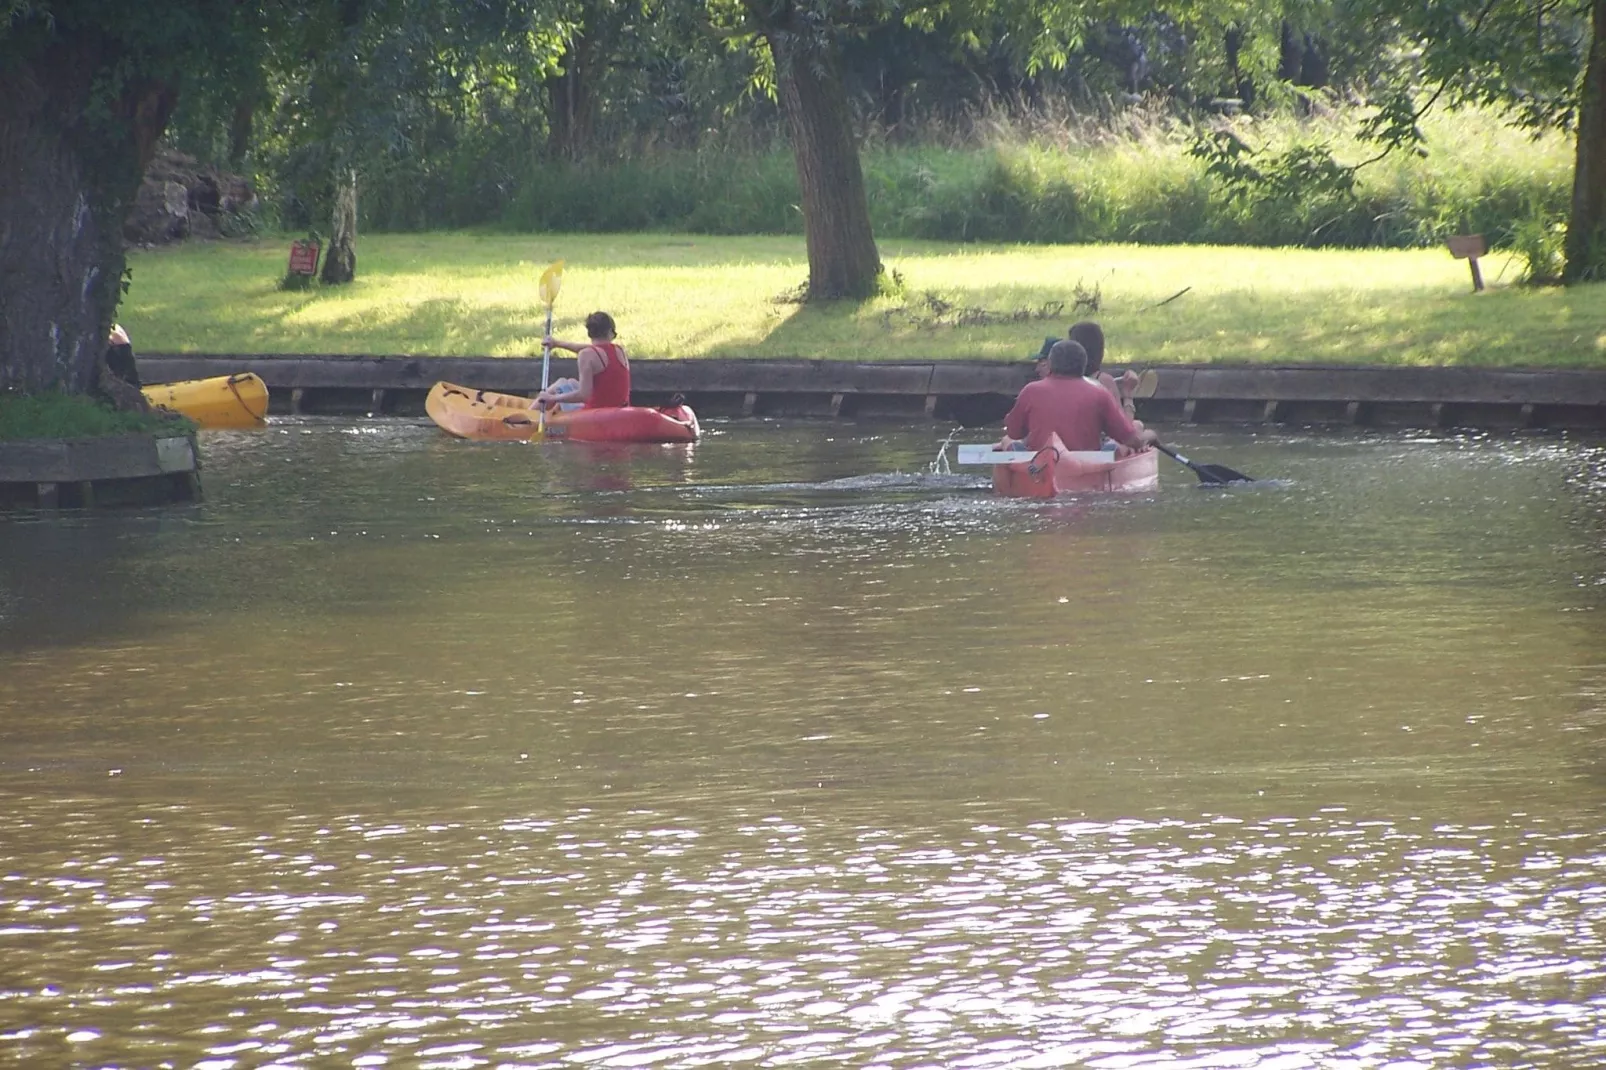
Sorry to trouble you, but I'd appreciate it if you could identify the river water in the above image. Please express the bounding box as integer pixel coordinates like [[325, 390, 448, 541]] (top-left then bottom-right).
[[1, 418, 1603, 1069]]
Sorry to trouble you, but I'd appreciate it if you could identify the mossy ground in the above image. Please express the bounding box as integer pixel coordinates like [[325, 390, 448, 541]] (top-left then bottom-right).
[[0, 392, 195, 442]]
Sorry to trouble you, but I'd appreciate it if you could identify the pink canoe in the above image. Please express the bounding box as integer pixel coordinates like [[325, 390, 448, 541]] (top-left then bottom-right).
[[958, 435, 1159, 497]]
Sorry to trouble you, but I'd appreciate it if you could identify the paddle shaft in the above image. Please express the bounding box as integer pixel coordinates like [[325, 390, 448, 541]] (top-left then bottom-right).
[[540, 303, 554, 392], [1155, 441, 1196, 468], [532, 302, 554, 436]]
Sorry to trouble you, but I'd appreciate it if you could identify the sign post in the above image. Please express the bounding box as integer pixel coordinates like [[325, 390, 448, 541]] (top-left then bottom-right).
[[1446, 234, 1487, 292]]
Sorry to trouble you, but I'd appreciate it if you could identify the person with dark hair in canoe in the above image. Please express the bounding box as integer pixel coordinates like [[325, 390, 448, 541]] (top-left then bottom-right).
[[1035, 321, 1157, 419], [998, 339, 1157, 457], [535, 311, 630, 410], [1067, 321, 1119, 405]]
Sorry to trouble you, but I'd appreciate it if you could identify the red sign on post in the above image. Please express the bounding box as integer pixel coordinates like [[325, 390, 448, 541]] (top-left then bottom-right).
[[288, 240, 321, 276]]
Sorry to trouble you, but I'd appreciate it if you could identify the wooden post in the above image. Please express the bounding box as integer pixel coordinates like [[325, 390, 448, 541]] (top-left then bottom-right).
[[1447, 234, 1488, 292]]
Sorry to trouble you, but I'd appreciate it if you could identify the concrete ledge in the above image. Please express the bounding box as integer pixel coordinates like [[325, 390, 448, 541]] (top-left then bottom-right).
[[138, 354, 1606, 432], [0, 432, 201, 509], [1147, 365, 1606, 405], [1134, 365, 1606, 431]]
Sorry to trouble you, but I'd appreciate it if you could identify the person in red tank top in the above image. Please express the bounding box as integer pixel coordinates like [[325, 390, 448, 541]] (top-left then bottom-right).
[[535, 311, 631, 410]]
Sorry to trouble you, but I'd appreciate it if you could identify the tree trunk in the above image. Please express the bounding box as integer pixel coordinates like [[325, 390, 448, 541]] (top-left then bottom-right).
[[1566, 0, 1606, 282], [1223, 26, 1254, 105], [228, 98, 255, 171], [1278, 22, 1303, 82], [765, 24, 882, 300], [0, 40, 173, 394], [321, 169, 358, 285], [548, 30, 599, 161]]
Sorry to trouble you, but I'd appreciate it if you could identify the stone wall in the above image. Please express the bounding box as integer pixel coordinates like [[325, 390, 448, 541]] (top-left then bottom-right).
[[124, 148, 257, 246]]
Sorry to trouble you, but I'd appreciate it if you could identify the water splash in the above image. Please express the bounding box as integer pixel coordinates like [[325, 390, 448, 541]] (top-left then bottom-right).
[[929, 427, 965, 475]]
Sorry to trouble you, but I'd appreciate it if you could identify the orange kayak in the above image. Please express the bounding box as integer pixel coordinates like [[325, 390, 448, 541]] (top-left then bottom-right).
[[959, 436, 1158, 497], [425, 381, 699, 443]]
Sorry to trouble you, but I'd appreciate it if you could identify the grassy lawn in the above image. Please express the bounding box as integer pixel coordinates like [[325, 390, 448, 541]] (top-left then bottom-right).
[[122, 233, 1606, 368]]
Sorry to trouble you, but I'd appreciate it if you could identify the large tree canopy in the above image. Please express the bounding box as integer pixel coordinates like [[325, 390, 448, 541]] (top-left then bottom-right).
[[1, 0, 267, 393], [0, 0, 562, 395], [256, 0, 567, 229], [703, 0, 1296, 299], [1357, 0, 1604, 281]]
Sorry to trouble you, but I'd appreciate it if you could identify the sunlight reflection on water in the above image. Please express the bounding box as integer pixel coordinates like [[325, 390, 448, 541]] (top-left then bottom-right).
[[1, 804, 1602, 1067]]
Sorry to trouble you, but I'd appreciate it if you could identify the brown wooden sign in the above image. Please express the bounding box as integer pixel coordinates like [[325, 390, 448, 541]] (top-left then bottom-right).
[[1446, 234, 1487, 291], [288, 239, 321, 276]]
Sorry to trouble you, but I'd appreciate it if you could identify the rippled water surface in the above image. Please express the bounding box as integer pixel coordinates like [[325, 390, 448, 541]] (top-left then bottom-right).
[[2, 418, 1604, 1068]]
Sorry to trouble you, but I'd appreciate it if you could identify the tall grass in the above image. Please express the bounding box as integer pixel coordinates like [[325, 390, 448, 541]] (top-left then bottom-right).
[[478, 103, 1570, 253]]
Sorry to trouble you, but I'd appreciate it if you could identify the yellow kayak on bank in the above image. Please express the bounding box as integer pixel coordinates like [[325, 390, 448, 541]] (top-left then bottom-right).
[[142, 373, 269, 429]]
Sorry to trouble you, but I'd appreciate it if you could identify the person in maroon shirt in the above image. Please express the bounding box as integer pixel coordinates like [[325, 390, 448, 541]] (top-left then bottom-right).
[[997, 340, 1157, 456], [536, 311, 631, 410]]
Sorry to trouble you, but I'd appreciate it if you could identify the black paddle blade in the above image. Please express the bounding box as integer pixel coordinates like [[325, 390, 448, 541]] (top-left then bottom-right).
[[1155, 442, 1254, 485], [1191, 462, 1253, 485]]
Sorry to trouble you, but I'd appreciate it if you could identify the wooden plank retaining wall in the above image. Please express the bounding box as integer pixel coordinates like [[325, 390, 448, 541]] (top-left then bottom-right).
[[0, 433, 201, 509], [138, 354, 1606, 432]]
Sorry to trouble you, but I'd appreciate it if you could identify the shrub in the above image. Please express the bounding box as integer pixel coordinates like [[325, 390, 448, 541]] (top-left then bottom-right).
[[284, 100, 1572, 257]]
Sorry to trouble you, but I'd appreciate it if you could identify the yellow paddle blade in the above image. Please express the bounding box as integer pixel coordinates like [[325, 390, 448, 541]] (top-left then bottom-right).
[[538, 260, 565, 307]]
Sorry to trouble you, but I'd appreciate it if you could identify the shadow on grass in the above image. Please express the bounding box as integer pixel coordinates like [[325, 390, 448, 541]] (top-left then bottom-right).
[[703, 284, 1606, 368]]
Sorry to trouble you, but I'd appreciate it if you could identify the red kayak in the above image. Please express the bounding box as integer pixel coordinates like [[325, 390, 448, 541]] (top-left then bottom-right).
[[544, 402, 701, 443], [426, 381, 699, 443]]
